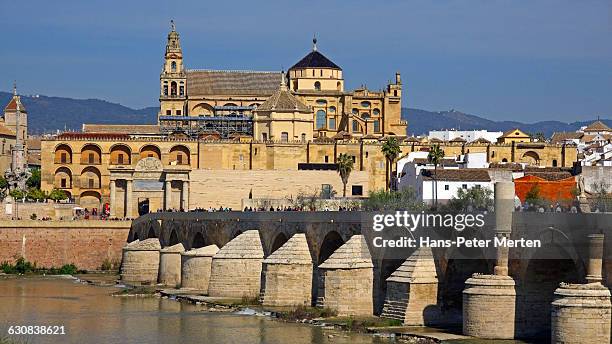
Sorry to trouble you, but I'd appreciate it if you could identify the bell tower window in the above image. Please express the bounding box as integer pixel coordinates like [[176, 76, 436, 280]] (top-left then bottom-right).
[[314, 81, 321, 91], [171, 61, 177, 72], [171, 82, 177, 96]]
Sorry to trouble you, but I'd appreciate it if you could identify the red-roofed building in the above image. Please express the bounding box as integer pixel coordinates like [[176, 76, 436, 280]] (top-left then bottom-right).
[[514, 174, 576, 205]]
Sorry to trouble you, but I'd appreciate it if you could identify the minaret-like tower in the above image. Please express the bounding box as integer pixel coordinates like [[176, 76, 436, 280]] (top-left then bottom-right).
[[4, 82, 30, 195], [159, 20, 187, 122]]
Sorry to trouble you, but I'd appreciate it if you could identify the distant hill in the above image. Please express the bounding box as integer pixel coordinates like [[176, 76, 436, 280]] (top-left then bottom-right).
[[1, 91, 609, 138], [0, 91, 157, 134], [402, 108, 611, 138]]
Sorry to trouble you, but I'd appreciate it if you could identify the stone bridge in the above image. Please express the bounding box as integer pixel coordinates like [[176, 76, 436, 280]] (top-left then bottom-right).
[[128, 208, 612, 340]]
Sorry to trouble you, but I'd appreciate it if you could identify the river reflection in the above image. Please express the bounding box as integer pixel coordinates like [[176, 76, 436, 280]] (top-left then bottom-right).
[[0, 277, 392, 344]]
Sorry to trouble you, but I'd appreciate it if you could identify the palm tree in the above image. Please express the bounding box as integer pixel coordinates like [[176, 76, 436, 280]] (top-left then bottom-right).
[[381, 137, 401, 190], [427, 144, 445, 208], [337, 153, 354, 198]]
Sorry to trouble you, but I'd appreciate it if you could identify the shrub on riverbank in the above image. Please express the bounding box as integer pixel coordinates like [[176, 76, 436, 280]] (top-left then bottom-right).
[[277, 305, 337, 321], [0, 257, 81, 275]]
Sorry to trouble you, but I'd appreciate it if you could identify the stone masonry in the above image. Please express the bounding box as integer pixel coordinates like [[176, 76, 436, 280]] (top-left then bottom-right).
[[261, 233, 313, 307], [381, 247, 439, 325], [317, 235, 373, 316], [180, 244, 219, 291], [120, 238, 161, 285], [158, 243, 185, 287], [208, 230, 264, 298]]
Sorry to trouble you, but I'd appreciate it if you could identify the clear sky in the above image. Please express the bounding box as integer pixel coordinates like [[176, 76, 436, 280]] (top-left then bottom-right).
[[1, 0, 610, 122]]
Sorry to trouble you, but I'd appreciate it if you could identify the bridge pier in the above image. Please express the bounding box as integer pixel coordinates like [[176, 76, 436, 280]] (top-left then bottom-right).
[[120, 238, 161, 285], [463, 182, 517, 339], [317, 235, 373, 316], [551, 233, 611, 344], [158, 243, 185, 287], [261, 233, 313, 306], [381, 247, 439, 325], [208, 230, 264, 298], [180, 245, 219, 291]]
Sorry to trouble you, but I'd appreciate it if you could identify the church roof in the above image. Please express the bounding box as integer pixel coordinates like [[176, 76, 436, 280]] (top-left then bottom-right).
[[186, 70, 281, 96], [583, 120, 611, 132], [256, 77, 310, 113], [290, 50, 341, 70], [4, 96, 26, 113]]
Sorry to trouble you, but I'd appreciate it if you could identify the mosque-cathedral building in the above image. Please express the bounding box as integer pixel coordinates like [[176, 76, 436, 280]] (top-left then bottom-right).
[[39, 23, 576, 214]]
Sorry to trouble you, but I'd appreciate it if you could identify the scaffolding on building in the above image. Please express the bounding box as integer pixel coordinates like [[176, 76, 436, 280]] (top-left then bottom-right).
[[159, 105, 256, 138]]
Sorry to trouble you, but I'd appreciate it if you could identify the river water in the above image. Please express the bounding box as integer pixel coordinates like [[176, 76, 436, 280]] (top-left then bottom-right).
[[0, 277, 531, 344], [0, 277, 395, 344]]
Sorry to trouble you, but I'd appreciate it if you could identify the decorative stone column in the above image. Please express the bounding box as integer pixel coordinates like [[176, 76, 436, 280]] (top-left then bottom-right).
[[463, 182, 517, 339], [165, 180, 172, 210], [586, 234, 604, 283], [109, 180, 116, 218], [182, 181, 189, 211], [125, 179, 134, 218], [551, 283, 611, 344]]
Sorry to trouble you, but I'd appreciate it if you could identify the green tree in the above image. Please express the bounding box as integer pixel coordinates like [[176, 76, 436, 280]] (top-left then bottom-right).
[[48, 189, 68, 202], [9, 189, 26, 200], [532, 132, 546, 142], [446, 186, 494, 212], [362, 188, 425, 211], [27, 188, 47, 202], [0, 176, 7, 190], [27, 168, 41, 189], [336, 153, 354, 197], [381, 137, 401, 190], [427, 144, 445, 208]]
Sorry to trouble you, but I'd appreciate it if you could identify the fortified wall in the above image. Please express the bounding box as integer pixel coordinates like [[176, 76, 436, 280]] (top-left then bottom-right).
[[0, 220, 131, 270]]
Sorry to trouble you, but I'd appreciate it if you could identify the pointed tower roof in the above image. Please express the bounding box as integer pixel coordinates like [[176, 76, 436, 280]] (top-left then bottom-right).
[[256, 72, 310, 112], [263, 233, 312, 265], [319, 235, 373, 269], [290, 38, 341, 70], [213, 230, 264, 259], [386, 247, 437, 284], [4, 82, 26, 113]]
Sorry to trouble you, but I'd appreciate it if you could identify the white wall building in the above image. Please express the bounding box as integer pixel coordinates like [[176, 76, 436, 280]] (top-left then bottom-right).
[[416, 169, 493, 205], [428, 129, 503, 143], [397, 151, 459, 191]]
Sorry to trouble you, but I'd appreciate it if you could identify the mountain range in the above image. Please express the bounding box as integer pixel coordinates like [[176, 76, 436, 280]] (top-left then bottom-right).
[[1, 91, 609, 137]]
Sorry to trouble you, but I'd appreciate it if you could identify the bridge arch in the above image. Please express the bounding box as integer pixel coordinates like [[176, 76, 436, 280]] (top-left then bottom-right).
[[192, 232, 207, 249], [269, 232, 289, 256], [168, 229, 180, 246]]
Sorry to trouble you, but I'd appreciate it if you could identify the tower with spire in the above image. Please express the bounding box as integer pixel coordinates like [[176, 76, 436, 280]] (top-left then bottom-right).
[[2, 82, 28, 172], [159, 20, 187, 122]]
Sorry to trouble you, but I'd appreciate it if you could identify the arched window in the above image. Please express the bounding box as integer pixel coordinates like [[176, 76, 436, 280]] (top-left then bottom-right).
[[171, 61, 177, 72], [170, 145, 190, 165], [80, 144, 101, 165], [314, 81, 321, 91], [361, 101, 371, 108], [163, 83, 168, 96], [352, 108, 358, 115], [491, 151, 496, 158], [170, 82, 177, 96], [373, 108, 380, 116], [179, 82, 184, 96], [373, 120, 380, 133], [281, 132, 289, 142], [301, 133, 306, 142], [316, 110, 326, 129], [336, 81, 341, 91], [329, 118, 336, 130], [552, 159, 558, 167], [110, 145, 131, 165], [329, 106, 336, 113], [394, 90, 398, 97], [316, 99, 327, 106], [352, 120, 359, 133]]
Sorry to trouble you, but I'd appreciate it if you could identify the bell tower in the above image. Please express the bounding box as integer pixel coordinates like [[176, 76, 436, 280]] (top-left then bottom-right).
[[159, 20, 187, 122]]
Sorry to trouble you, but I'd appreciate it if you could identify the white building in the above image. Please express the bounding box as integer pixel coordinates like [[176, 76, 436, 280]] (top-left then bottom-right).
[[396, 151, 459, 190], [416, 169, 493, 205], [428, 129, 503, 143]]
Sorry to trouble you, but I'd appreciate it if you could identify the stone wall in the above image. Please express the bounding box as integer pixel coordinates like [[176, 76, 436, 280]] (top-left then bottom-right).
[[318, 268, 374, 316], [0, 201, 74, 220], [208, 258, 263, 298], [0, 220, 131, 270], [189, 169, 369, 209]]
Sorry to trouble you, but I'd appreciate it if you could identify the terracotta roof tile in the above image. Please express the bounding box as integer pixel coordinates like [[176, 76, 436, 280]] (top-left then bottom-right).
[[583, 120, 611, 132], [187, 70, 281, 96]]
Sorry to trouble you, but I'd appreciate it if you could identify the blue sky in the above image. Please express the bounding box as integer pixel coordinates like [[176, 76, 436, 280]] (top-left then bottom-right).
[[1, 0, 610, 122]]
